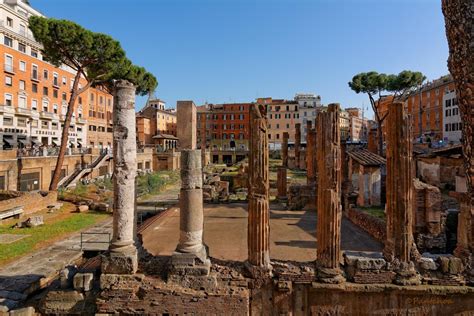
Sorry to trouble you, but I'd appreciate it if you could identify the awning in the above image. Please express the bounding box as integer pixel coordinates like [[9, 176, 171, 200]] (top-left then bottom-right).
[[52, 140, 59, 146], [77, 141, 82, 148], [3, 138, 14, 145], [18, 139, 28, 146], [32, 139, 42, 146]]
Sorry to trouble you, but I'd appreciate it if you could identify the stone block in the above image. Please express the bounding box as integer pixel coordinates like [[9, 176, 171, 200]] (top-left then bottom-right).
[[8, 306, 35, 316], [419, 257, 438, 271], [448, 257, 464, 274], [60, 265, 78, 289], [169, 252, 211, 276], [101, 250, 138, 275], [73, 273, 94, 292], [355, 258, 386, 270], [76, 205, 89, 213], [40, 290, 84, 314], [99, 273, 145, 290], [23, 216, 43, 227]]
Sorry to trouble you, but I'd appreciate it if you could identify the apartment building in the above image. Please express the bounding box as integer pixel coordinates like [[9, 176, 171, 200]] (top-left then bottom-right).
[[136, 97, 177, 150], [345, 107, 369, 142], [295, 93, 321, 142], [196, 102, 250, 164], [378, 75, 456, 144], [442, 89, 461, 143], [0, 0, 112, 150], [339, 109, 350, 141]]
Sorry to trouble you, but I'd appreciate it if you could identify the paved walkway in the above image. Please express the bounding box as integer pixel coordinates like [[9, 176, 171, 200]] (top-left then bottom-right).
[[141, 203, 383, 262], [0, 219, 112, 311]]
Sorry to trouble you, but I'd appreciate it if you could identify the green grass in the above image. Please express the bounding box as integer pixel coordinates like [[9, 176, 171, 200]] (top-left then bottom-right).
[[0, 211, 108, 265], [360, 206, 386, 220], [136, 170, 179, 196]]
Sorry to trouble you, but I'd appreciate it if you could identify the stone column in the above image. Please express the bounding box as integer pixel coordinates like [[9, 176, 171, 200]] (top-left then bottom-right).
[[277, 166, 287, 201], [282, 132, 289, 167], [248, 103, 271, 269], [102, 80, 138, 274], [384, 102, 420, 285], [171, 101, 210, 276], [306, 121, 315, 185], [295, 123, 301, 169], [315, 103, 344, 283]]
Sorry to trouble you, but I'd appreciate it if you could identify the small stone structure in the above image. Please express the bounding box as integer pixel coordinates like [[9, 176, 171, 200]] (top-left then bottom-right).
[[247, 103, 271, 269], [315, 103, 345, 283], [202, 172, 230, 203], [176, 101, 197, 149]]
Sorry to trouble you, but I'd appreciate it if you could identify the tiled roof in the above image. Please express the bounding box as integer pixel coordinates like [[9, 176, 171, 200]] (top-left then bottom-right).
[[347, 149, 386, 167]]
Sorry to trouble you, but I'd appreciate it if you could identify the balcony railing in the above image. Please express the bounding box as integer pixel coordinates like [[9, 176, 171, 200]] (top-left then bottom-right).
[[15, 107, 32, 116], [0, 20, 36, 41], [40, 111, 55, 119], [31, 73, 41, 82]]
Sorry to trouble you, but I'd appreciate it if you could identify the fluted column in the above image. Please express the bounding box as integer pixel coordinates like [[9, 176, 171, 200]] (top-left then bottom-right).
[[102, 80, 138, 275], [384, 101, 420, 285], [306, 121, 315, 185], [282, 132, 289, 167], [295, 123, 301, 169], [316, 104, 344, 283], [248, 103, 271, 269]]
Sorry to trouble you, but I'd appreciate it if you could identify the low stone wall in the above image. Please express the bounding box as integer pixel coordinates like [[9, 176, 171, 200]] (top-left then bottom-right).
[[0, 191, 57, 216], [346, 206, 386, 243]]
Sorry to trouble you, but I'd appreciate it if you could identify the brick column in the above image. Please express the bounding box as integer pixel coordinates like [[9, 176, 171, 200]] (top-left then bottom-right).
[[248, 103, 271, 269], [384, 101, 420, 285], [306, 121, 315, 185], [295, 123, 301, 169], [277, 166, 287, 200], [102, 80, 138, 274], [282, 132, 289, 168], [315, 104, 344, 283], [171, 101, 210, 276]]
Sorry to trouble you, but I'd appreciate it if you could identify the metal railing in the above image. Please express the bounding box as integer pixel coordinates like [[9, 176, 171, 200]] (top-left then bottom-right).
[[80, 232, 111, 251]]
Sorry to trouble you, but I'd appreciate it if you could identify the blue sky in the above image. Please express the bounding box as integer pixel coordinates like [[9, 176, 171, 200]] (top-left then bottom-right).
[[34, 0, 449, 117]]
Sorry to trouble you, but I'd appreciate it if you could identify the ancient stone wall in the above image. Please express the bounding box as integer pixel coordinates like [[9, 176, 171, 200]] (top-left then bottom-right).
[[0, 191, 57, 215], [346, 206, 386, 243]]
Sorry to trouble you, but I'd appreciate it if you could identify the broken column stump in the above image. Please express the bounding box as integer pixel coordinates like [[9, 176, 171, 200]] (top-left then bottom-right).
[[248, 103, 271, 270], [295, 123, 301, 169], [277, 166, 287, 201], [315, 103, 345, 284], [101, 80, 138, 275], [170, 102, 211, 278], [282, 132, 289, 168], [384, 101, 421, 285]]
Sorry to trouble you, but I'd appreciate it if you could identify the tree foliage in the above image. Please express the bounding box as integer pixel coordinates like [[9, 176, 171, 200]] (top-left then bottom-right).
[[29, 16, 157, 94], [348, 70, 425, 155], [29, 16, 158, 190]]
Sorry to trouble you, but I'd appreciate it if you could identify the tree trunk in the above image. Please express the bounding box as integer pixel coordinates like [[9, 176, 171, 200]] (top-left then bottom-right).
[[49, 71, 82, 191], [442, 0, 473, 258]]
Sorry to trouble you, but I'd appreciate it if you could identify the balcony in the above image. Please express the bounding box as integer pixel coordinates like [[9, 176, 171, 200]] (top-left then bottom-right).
[[40, 111, 55, 120], [15, 107, 33, 117], [0, 105, 15, 114], [31, 73, 41, 82], [77, 117, 87, 125], [4, 64, 15, 74], [0, 20, 36, 42]]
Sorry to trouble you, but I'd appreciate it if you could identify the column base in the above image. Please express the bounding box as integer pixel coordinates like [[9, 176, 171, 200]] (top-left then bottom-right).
[[316, 266, 346, 284], [169, 246, 211, 276], [101, 246, 138, 275], [394, 262, 421, 286]]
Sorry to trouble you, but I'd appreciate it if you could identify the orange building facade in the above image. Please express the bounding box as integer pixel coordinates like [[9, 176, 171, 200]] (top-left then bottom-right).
[[377, 75, 455, 144], [0, 0, 112, 150]]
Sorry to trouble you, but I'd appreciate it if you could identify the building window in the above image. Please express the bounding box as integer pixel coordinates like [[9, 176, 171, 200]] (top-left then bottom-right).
[[19, 80, 25, 90], [43, 87, 48, 96], [6, 17, 13, 27], [52, 122, 58, 130], [5, 76, 12, 86], [18, 96, 26, 108], [4, 36, 13, 47], [41, 120, 49, 129], [19, 61, 26, 72], [5, 55, 13, 72], [42, 101, 49, 112], [62, 92, 67, 101], [4, 94, 12, 106], [3, 116, 13, 126], [31, 65, 38, 79], [53, 104, 58, 114], [43, 70, 48, 80], [53, 89, 58, 98], [32, 83, 38, 93], [53, 73, 58, 86], [31, 119, 38, 128], [31, 99, 38, 111], [18, 43, 26, 53], [17, 118, 26, 127], [31, 50, 38, 58]]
